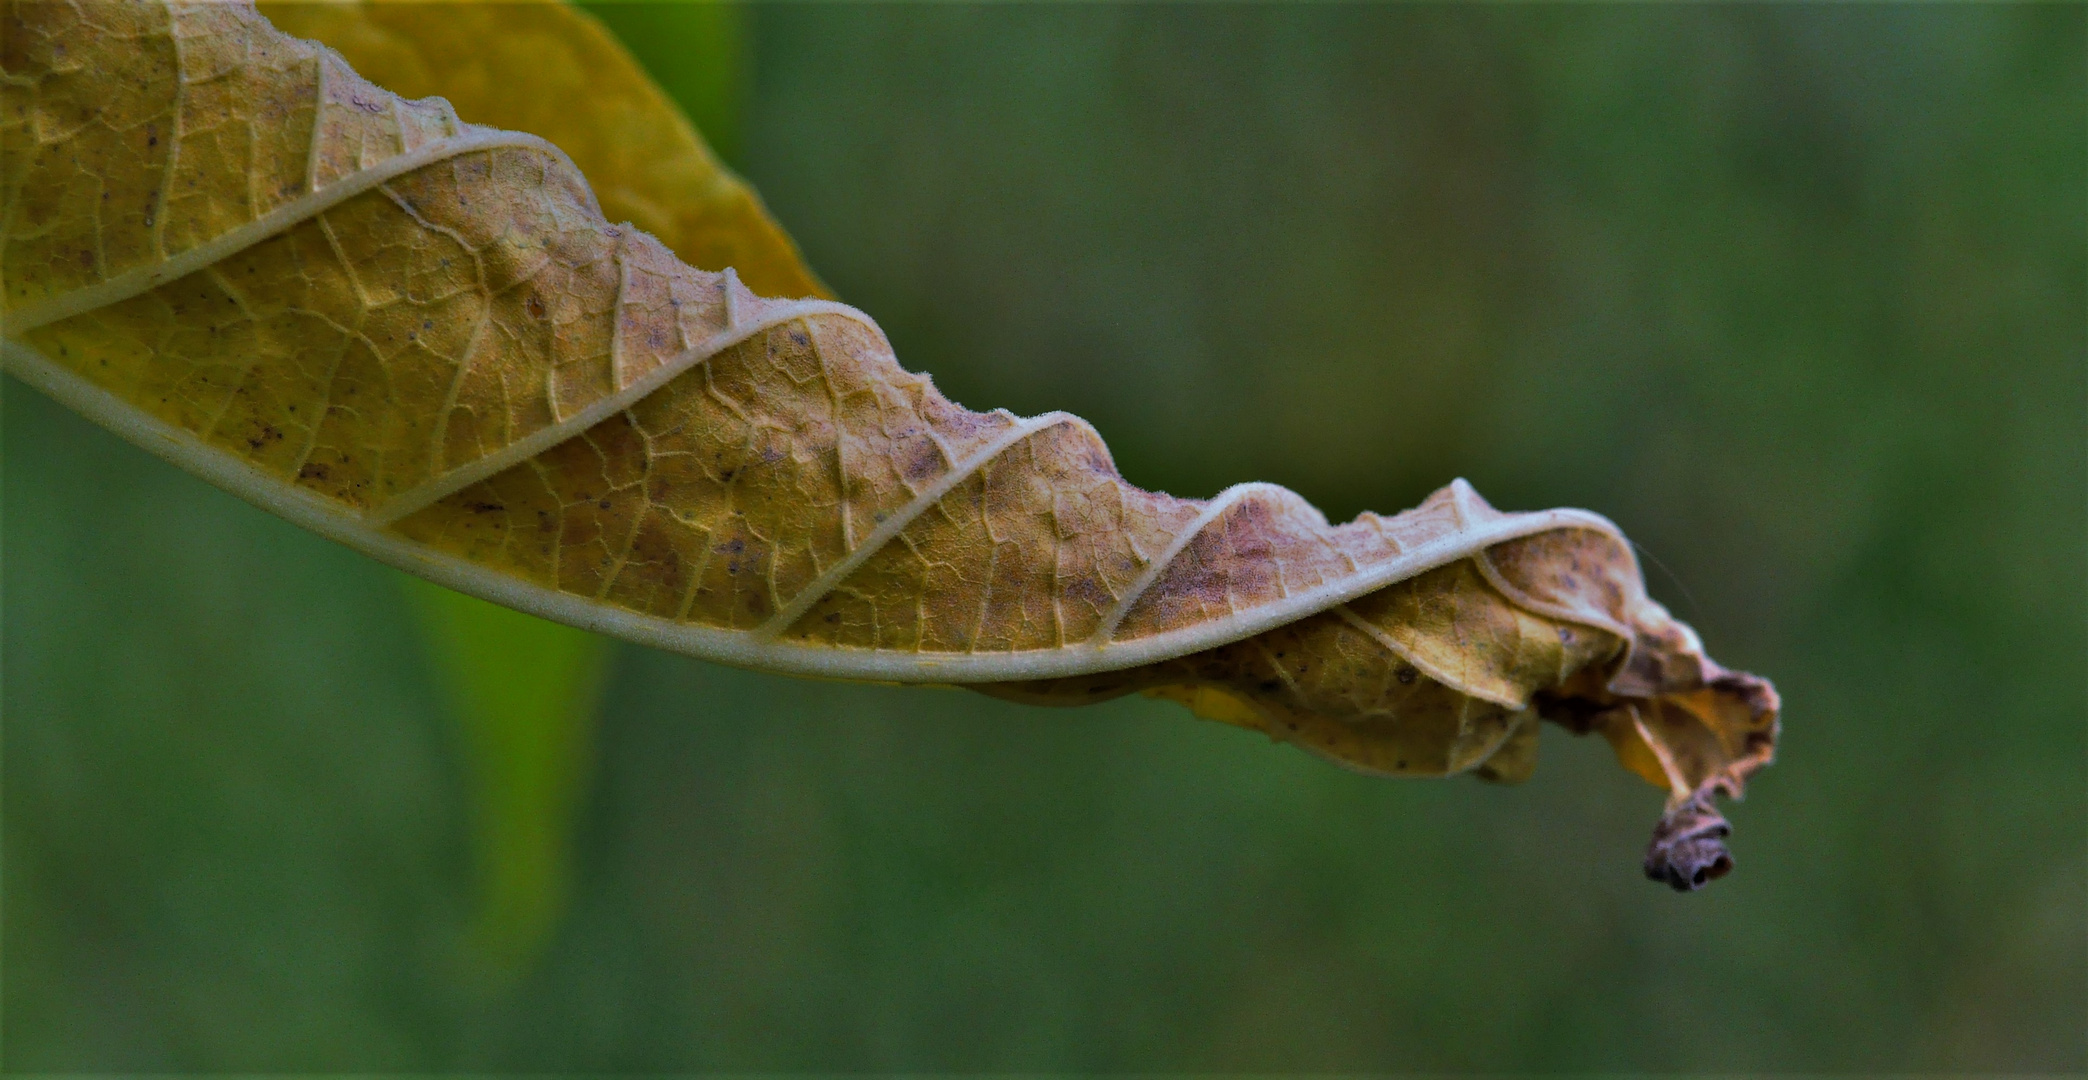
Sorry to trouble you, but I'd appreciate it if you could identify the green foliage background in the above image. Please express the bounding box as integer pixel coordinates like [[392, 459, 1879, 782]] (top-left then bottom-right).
[[6, 2, 2083, 1070]]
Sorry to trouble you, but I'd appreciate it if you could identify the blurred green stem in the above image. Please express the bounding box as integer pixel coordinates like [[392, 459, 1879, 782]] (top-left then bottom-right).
[[399, 573, 609, 983]]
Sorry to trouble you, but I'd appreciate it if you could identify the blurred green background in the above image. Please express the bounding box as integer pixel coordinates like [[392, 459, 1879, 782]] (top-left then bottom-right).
[[5, 2, 2082, 1070]]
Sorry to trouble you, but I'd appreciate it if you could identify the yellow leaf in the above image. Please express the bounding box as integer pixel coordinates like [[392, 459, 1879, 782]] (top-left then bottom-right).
[[0, 0, 1779, 890], [256, 0, 825, 300]]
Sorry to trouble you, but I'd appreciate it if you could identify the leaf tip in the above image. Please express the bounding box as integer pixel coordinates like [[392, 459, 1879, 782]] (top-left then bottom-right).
[[1643, 790, 1736, 892]]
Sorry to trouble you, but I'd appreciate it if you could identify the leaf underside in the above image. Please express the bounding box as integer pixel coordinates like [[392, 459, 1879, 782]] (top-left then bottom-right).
[[0, 0, 1779, 887]]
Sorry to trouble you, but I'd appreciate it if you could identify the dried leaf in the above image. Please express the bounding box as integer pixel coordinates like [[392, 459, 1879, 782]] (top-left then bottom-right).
[[0, 0, 1779, 887]]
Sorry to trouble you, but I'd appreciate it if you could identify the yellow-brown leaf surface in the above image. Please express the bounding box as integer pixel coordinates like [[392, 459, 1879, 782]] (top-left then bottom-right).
[[0, 0, 1779, 887]]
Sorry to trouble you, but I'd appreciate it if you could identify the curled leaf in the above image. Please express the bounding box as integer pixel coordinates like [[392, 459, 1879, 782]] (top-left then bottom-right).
[[0, 0, 1779, 885]]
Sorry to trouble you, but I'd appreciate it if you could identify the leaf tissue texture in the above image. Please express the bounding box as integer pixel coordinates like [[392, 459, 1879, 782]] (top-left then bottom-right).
[[0, 0, 1778, 887]]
